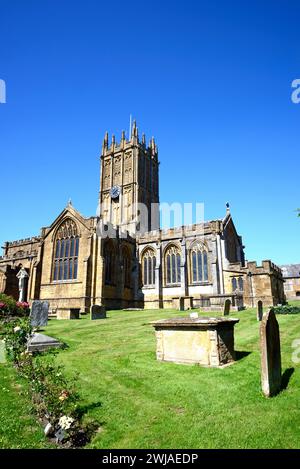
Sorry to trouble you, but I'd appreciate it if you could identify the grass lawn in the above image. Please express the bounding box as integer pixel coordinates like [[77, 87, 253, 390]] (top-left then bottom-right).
[[0, 363, 54, 448], [33, 306, 300, 449]]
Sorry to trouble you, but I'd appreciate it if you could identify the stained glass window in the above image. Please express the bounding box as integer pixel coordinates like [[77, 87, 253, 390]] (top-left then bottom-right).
[[53, 219, 79, 281], [191, 244, 208, 283]]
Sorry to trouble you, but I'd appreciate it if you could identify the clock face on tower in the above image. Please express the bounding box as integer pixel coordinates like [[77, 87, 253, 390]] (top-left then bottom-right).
[[110, 185, 121, 199]]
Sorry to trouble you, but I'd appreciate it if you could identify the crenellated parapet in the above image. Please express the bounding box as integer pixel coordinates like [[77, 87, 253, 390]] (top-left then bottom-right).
[[245, 260, 283, 278], [1, 236, 41, 264], [137, 220, 223, 244], [4, 236, 41, 247], [225, 258, 285, 307]]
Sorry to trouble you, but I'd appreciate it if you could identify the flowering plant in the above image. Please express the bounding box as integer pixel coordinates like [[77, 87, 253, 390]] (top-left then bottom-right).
[[0, 294, 30, 317], [0, 301, 8, 311], [59, 415, 75, 430], [16, 301, 30, 309], [0, 306, 98, 447], [59, 390, 70, 402], [1, 317, 32, 364]]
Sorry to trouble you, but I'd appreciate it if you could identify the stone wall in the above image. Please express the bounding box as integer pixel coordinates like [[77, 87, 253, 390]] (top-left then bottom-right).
[[283, 277, 300, 300], [225, 260, 285, 307], [0, 237, 41, 301]]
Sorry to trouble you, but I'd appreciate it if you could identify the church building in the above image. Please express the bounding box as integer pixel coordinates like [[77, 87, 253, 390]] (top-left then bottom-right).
[[0, 123, 285, 317]]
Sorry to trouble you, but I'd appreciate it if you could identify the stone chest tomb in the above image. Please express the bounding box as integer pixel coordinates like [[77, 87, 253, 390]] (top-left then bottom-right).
[[151, 316, 239, 367]]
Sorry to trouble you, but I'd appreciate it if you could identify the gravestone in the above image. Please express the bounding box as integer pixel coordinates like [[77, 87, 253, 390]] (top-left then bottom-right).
[[90, 304, 106, 320], [70, 308, 80, 319], [257, 300, 263, 321], [0, 340, 6, 363], [223, 299, 231, 316], [27, 333, 62, 352], [30, 300, 49, 328], [260, 308, 282, 397]]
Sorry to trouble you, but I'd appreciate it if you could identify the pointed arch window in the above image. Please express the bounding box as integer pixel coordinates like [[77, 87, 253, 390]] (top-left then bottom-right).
[[122, 246, 131, 288], [53, 219, 79, 281], [190, 244, 208, 283], [104, 241, 115, 285], [165, 245, 181, 285], [142, 248, 156, 287]]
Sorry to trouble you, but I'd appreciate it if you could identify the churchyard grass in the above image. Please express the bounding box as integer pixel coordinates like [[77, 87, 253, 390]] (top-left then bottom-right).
[[0, 363, 54, 448], [1, 305, 300, 448], [44, 306, 300, 449]]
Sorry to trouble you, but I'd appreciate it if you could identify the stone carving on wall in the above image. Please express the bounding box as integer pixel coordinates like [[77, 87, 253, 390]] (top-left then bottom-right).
[[113, 156, 121, 185], [124, 153, 132, 184], [103, 160, 111, 189], [123, 187, 132, 224]]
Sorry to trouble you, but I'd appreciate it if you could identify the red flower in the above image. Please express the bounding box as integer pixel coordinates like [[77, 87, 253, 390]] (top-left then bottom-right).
[[16, 301, 30, 309]]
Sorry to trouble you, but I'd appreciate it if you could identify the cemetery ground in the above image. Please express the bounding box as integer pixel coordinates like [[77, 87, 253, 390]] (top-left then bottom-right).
[[1, 305, 300, 449]]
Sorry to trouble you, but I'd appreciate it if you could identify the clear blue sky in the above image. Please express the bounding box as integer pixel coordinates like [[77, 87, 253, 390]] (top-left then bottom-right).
[[0, 0, 299, 265]]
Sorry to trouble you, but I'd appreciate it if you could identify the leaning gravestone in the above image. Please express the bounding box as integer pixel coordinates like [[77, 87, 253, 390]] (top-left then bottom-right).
[[27, 333, 62, 353], [223, 299, 231, 316], [257, 300, 263, 321], [90, 304, 106, 320], [30, 300, 49, 328], [0, 340, 6, 363], [260, 308, 282, 397]]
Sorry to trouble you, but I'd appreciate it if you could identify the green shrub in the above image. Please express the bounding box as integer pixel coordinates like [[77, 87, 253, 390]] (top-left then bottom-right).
[[0, 293, 30, 317], [0, 314, 96, 446], [1, 316, 32, 364], [274, 304, 300, 314], [20, 354, 79, 423]]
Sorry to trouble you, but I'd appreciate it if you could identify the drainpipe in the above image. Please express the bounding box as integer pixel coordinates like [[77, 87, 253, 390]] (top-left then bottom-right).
[[248, 272, 254, 308], [216, 233, 224, 294]]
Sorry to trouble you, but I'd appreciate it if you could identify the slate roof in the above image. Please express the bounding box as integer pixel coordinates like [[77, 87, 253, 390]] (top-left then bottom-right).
[[280, 264, 300, 278]]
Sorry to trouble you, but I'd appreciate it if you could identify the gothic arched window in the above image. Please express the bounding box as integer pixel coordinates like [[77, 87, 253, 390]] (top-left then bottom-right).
[[122, 246, 131, 288], [238, 276, 244, 291], [142, 248, 156, 287], [53, 219, 79, 281], [232, 277, 237, 291], [165, 245, 181, 285], [104, 241, 115, 285], [190, 244, 208, 283]]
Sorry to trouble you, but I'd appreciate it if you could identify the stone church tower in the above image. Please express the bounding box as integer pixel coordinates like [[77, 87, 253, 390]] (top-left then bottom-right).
[[98, 120, 160, 235], [0, 121, 286, 316]]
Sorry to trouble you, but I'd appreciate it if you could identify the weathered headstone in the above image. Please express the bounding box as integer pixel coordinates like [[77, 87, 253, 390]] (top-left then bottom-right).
[[257, 300, 263, 321], [70, 308, 80, 319], [55, 427, 66, 443], [30, 300, 49, 327], [260, 308, 282, 397], [223, 299, 231, 316], [0, 340, 6, 363], [90, 304, 106, 320], [27, 333, 62, 352]]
